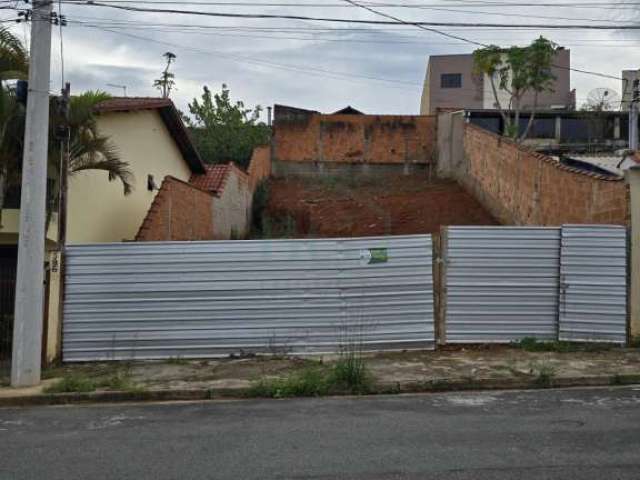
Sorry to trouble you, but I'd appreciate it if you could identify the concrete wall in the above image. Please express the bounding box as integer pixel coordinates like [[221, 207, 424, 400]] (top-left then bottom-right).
[[136, 176, 215, 241], [212, 166, 252, 239], [455, 123, 628, 226], [436, 111, 465, 178], [273, 112, 436, 173], [247, 145, 271, 191], [67, 110, 193, 243]]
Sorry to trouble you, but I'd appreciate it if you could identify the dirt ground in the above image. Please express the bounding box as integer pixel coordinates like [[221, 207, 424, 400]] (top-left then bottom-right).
[[4, 346, 636, 396], [260, 174, 497, 238]]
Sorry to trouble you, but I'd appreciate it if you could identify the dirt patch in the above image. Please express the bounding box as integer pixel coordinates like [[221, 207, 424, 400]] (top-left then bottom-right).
[[259, 175, 497, 238]]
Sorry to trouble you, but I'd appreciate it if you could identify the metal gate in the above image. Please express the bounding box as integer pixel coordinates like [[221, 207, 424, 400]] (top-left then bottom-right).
[[63, 235, 435, 361], [559, 225, 628, 343], [443, 227, 560, 343]]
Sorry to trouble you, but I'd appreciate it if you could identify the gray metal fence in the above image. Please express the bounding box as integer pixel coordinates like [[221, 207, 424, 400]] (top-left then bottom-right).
[[559, 225, 628, 343], [63, 235, 435, 361], [443, 225, 628, 344], [443, 227, 561, 343]]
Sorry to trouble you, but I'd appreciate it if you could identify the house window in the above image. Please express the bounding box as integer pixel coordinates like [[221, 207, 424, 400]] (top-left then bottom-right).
[[441, 73, 462, 89]]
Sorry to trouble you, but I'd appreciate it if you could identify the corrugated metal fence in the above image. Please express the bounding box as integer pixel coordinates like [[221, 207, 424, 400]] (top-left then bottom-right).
[[443, 225, 628, 344], [63, 235, 435, 361], [559, 225, 628, 343], [444, 227, 560, 343]]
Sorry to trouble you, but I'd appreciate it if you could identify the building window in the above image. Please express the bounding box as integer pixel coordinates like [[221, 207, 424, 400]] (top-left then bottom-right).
[[441, 73, 462, 89]]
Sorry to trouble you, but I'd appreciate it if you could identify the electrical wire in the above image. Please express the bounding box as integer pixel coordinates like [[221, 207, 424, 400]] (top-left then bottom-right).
[[57, 1, 640, 30], [77, 22, 425, 89]]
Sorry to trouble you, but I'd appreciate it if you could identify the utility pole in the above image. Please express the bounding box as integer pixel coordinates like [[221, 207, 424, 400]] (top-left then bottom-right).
[[267, 106, 272, 127], [630, 79, 639, 151], [11, 0, 53, 387]]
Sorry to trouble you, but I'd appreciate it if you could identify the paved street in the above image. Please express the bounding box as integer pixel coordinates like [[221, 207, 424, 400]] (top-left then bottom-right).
[[1, 387, 640, 479]]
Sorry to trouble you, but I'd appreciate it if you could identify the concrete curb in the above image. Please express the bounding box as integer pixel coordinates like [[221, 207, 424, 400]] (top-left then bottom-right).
[[1, 374, 640, 407]]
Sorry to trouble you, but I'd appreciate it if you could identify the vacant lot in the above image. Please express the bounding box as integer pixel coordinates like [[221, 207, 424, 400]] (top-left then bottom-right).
[[259, 174, 497, 238]]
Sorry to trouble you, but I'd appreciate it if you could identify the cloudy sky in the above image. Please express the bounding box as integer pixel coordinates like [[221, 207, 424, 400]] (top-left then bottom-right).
[[3, 1, 640, 119]]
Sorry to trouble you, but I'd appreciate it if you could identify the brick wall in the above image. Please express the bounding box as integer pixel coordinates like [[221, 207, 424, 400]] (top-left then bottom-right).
[[247, 144, 271, 190], [461, 123, 628, 226], [273, 114, 436, 165], [136, 177, 215, 241]]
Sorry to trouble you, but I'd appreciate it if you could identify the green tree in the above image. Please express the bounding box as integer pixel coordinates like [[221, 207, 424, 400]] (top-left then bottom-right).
[[187, 84, 271, 168], [473, 36, 557, 142], [153, 51, 176, 98]]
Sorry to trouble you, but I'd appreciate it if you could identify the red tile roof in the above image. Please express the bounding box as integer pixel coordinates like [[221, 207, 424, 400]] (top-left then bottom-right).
[[190, 164, 231, 194], [93, 97, 173, 113]]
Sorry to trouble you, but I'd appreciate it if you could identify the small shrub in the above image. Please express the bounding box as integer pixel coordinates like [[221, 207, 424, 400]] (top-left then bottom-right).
[[251, 180, 270, 235], [331, 352, 370, 393], [44, 374, 96, 394]]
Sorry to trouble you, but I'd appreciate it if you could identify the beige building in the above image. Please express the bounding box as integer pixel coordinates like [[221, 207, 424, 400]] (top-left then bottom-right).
[[420, 49, 573, 115], [0, 97, 207, 365]]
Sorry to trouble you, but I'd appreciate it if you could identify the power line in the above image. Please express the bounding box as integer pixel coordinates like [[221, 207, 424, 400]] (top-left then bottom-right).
[[340, 0, 625, 81], [50, 0, 640, 22], [58, 1, 640, 29], [76, 22, 425, 88]]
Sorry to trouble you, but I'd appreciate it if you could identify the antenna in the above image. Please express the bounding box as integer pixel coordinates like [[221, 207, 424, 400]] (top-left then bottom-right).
[[106, 83, 127, 97]]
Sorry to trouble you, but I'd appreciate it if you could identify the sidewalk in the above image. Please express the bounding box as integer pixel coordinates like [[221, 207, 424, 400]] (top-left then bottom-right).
[[1, 344, 639, 405]]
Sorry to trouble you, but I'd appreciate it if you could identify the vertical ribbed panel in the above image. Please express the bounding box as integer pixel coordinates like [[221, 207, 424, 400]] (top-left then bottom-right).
[[559, 225, 628, 343], [63, 235, 434, 361], [445, 227, 561, 343]]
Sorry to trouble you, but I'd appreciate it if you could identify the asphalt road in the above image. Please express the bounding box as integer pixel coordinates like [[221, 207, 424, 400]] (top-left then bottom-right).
[[1, 387, 640, 479]]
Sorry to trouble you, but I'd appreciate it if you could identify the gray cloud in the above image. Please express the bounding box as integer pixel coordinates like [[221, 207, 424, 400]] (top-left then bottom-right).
[[3, 2, 639, 114]]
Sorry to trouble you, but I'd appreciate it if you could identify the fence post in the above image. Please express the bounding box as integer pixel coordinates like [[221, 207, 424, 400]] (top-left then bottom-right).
[[433, 227, 448, 346], [626, 166, 640, 341]]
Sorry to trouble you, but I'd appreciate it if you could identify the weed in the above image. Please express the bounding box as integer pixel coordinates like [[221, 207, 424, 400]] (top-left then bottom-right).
[[611, 374, 623, 385], [167, 356, 189, 366], [248, 366, 330, 398], [530, 362, 556, 388], [44, 374, 96, 394], [331, 350, 370, 393], [515, 337, 613, 353], [96, 371, 139, 392]]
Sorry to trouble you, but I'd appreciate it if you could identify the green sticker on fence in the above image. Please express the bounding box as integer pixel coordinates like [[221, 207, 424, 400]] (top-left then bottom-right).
[[368, 248, 388, 264]]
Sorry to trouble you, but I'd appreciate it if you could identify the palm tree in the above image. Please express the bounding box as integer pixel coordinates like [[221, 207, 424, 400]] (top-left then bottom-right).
[[51, 91, 134, 195], [0, 27, 28, 226], [0, 26, 134, 233], [48, 90, 135, 240], [0, 27, 28, 82]]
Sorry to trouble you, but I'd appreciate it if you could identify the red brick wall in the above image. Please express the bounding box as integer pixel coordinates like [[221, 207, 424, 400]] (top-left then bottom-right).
[[273, 114, 436, 165], [462, 124, 628, 226], [247, 145, 271, 190], [136, 177, 215, 241]]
